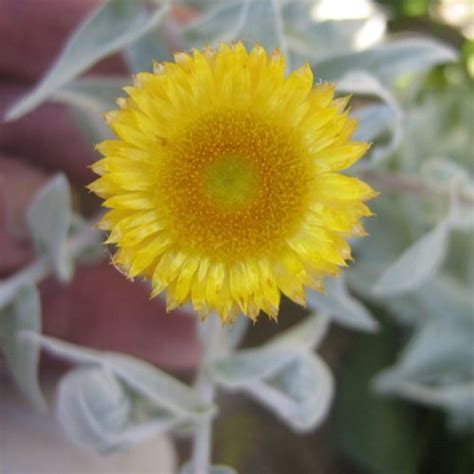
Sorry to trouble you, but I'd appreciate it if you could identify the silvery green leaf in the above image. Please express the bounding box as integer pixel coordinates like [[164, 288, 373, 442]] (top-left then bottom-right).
[[421, 158, 474, 231], [224, 315, 250, 350], [210, 345, 297, 388], [182, 0, 247, 46], [383, 292, 428, 326], [345, 260, 386, 302], [353, 196, 411, 263], [20, 331, 103, 365], [56, 367, 131, 452], [375, 319, 474, 389], [0, 259, 50, 310], [210, 319, 334, 432], [307, 276, 378, 332], [373, 379, 474, 431], [110, 413, 181, 446], [0, 286, 45, 410], [443, 384, 474, 432], [286, 17, 384, 67], [27, 174, 73, 282], [352, 104, 393, 143], [283, 0, 386, 64], [56, 366, 181, 452], [448, 187, 474, 232], [211, 335, 334, 432], [417, 275, 474, 327], [69, 214, 104, 264], [336, 71, 402, 165], [180, 463, 237, 474], [313, 37, 457, 85], [286, 18, 364, 60], [239, 0, 281, 52], [243, 351, 334, 432], [374, 277, 474, 393], [211, 314, 330, 387], [125, 25, 174, 72], [422, 158, 470, 188], [307, 0, 387, 48], [69, 106, 110, 145], [54, 76, 128, 112], [53, 76, 128, 144], [183, 0, 280, 52], [269, 313, 331, 350], [395, 87, 472, 173], [103, 353, 213, 419], [6, 0, 170, 121], [372, 218, 451, 296], [20, 332, 213, 420], [345, 197, 411, 299]]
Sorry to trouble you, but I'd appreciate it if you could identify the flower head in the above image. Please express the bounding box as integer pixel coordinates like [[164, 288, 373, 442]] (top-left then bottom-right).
[[89, 42, 376, 323]]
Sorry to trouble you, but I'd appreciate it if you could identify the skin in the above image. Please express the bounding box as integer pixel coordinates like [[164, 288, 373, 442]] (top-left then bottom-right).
[[0, 0, 200, 371]]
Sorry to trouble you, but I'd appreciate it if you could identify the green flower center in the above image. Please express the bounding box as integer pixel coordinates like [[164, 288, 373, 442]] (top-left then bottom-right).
[[203, 155, 257, 209]]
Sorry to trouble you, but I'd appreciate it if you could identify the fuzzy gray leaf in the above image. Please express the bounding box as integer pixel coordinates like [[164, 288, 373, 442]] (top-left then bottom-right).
[[313, 37, 457, 84], [6, 0, 170, 120], [373, 218, 450, 296], [21, 332, 213, 420], [27, 174, 73, 282], [0, 286, 45, 410], [243, 351, 334, 432], [307, 277, 378, 332], [56, 367, 131, 452], [183, 0, 279, 51]]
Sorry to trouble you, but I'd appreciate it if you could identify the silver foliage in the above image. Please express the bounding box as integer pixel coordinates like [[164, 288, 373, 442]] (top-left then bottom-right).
[[0, 1, 471, 473], [0, 286, 45, 410], [5, 0, 171, 121], [27, 174, 73, 282]]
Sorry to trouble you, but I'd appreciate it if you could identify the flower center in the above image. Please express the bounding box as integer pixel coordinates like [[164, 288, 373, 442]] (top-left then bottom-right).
[[202, 155, 257, 209], [156, 109, 313, 261]]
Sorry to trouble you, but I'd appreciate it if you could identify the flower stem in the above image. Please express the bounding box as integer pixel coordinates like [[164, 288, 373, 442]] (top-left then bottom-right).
[[0, 215, 102, 308], [361, 170, 474, 205], [191, 403, 214, 474], [0, 257, 49, 308], [190, 316, 221, 474]]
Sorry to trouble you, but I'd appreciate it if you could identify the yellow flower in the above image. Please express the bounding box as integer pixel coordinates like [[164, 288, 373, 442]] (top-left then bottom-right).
[[89, 42, 376, 323]]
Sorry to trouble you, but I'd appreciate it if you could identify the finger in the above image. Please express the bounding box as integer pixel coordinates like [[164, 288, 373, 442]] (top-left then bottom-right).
[[0, 152, 46, 275], [0, 0, 125, 83], [40, 262, 201, 371], [0, 84, 96, 185]]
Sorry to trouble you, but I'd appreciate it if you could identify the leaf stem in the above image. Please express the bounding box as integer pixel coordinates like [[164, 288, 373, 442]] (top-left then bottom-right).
[[0, 258, 49, 309], [190, 316, 221, 474], [361, 169, 474, 205], [0, 215, 102, 309], [385, 380, 474, 408]]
